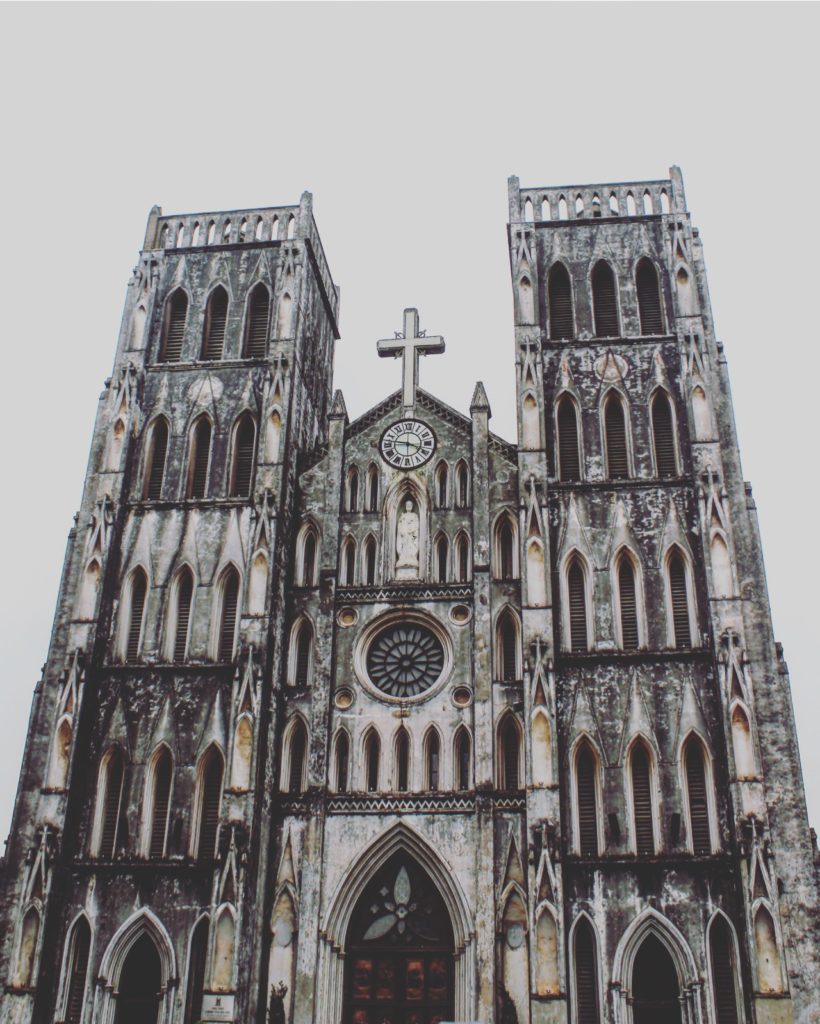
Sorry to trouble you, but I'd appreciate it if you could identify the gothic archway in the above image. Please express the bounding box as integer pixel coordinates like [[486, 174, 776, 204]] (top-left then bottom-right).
[[343, 852, 454, 1024], [631, 934, 682, 1024], [114, 933, 162, 1024]]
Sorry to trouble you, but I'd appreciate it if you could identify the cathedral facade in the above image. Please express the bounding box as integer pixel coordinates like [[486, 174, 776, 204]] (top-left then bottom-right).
[[1, 170, 818, 1024]]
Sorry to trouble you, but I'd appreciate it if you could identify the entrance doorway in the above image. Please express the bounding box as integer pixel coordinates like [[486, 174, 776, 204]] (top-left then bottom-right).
[[343, 853, 454, 1024], [632, 934, 682, 1024], [114, 933, 162, 1024]]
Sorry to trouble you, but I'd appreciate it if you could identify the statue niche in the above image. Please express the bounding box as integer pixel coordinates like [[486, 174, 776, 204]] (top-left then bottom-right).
[[396, 499, 420, 579], [383, 479, 428, 583]]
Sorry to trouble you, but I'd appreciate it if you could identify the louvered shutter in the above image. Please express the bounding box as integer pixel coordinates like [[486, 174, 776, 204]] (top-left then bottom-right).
[[335, 734, 349, 793], [577, 746, 598, 856], [669, 553, 692, 648], [183, 920, 209, 1024], [568, 561, 588, 652], [548, 264, 574, 339], [574, 920, 601, 1024], [173, 571, 193, 662], [189, 420, 211, 498], [197, 753, 222, 860], [637, 259, 664, 335], [148, 752, 172, 859], [146, 420, 168, 500], [502, 719, 520, 790], [710, 918, 740, 1024], [217, 570, 239, 661], [162, 291, 187, 362], [592, 262, 619, 337], [605, 397, 629, 479], [99, 752, 123, 858], [231, 417, 255, 497], [126, 572, 147, 662], [686, 741, 712, 853], [202, 288, 228, 360], [652, 393, 677, 477], [557, 397, 581, 481], [289, 726, 307, 794], [65, 921, 91, 1024], [631, 745, 655, 855], [500, 615, 518, 681], [244, 285, 270, 357], [618, 559, 639, 650]]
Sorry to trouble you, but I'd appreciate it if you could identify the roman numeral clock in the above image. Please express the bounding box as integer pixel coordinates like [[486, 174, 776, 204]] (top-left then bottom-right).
[[379, 419, 436, 469]]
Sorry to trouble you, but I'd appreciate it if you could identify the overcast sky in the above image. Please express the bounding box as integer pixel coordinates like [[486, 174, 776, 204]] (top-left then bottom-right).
[[1, 2, 818, 838]]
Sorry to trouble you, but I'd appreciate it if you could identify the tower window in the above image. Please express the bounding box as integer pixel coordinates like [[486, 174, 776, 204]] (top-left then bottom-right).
[[454, 460, 469, 507], [363, 536, 377, 585], [195, 747, 224, 860], [216, 567, 240, 661], [499, 716, 521, 790], [455, 727, 471, 790], [346, 466, 359, 512], [365, 731, 380, 792], [435, 461, 448, 508], [230, 414, 256, 497], [685, 738, 712, 854], [202, 286, 228, 360], [636, 257, 664, 334], [617, 556, 639, 650], [96, 747, 125, 858], [668, 549, 692, 648], [244, 283, 270, 357], [187, 417, 212, 499], [435, 534, 448, 583], [454, 532, 469, 582], [292, 620, 312, 687], [172, 568, 194, 662], [63, 918, 91, 1024], [574, 919, 601, 1024], [367, 465, 379, 511], [630, 742, 655, 855], [161, 289, 188, 362], [592, 261, 619, 337], [576, 743, 599, 856], [335, 732, 349, 793], [556, 395, 581, 481], [288, 720, 307, 794], [300, 529, 318, 586], [604, 393, 629, 479], [183, 919, 208, 1024], [497, 609, 519, 682], [651, 391, 677, 477], [496, 516, 517, 579], [148, 747, 172, 859], [396, 728, 409, 792], [567, 557, 588, 653], [548, 263, 574, 339], [710, 917, 741, 1024], [425, 730, 440, 790], [144, 417, 169, 501], [341, 537, 356, 586], [125, 568, 148, 662]]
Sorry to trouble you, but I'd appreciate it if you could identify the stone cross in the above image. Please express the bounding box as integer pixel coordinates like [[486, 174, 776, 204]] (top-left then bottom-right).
[[377, 308, 445, 410]]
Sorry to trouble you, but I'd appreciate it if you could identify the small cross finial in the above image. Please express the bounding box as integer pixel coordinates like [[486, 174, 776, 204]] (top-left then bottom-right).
[[377, 308, 445, 410]]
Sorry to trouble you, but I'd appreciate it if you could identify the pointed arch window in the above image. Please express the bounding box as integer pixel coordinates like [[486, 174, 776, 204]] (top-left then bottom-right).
[[346, 466, 359, 512], [574, 918, 601, 1024], [195, 747, 223, 860], [499, 715, 521, 790], [454, 460, 469, 507], [125, 568, 148, 662], [567, 556, 589, 652], [576, 743, 599, 856], [363, 536, 377, 585], [637, 257, 664, 334], [230, 414, 256, 497], [616, 554, 640, 650], [630, 742, 655, 855], [497, 609, 520, 682], [684, 737, 712, 854], [147, 747, 172, 859], [161, 289, 188, 362], [114, 933, 162, 1024], [172, 568, 194, 662], [217, 567, 240, 661], [334, 731, 349, 793], [287, 720, 308, 794], [454, 532, 470, 582], [495, 515, 518, 579], [202, 286, 228, 360], [291, 619, 313, 687], [365, 730, 380, 792], [341, 537, 356, 586], [144, 417, 169, 500], [603, 393, 629, 479], [187, 417, 212, 498], [710, 916, 741, 1024], [592, 261, 619, 337], [244, 283, 270, 357], [667, 548, 693, 648], [455, 727, 471, 790], [556, 394, 581, 481], [424, 729, 440, 790], [435, 461, 449, 508], [395, 728, 410, 792], [651, 390, 677, 478], [63, 917, 91, 1024], [548, 263, 574, 339], [299, 528, 318, 586], [95, 747, 125, 858], [366, 465, 379, 511], [183, 918, 209, 1024], [434, 534, 448, 583]]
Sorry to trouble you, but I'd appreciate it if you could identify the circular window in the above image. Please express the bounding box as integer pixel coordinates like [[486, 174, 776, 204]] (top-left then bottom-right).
[[449, 604, 471, 625], [452, 686, 473, 708], [366, 622, 446, 699], [337, 607, 358, 627], [334, 687, 355, 709]]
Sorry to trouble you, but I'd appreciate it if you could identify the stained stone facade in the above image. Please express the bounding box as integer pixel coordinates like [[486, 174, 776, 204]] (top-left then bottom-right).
[[1, 171, 818, 1024]]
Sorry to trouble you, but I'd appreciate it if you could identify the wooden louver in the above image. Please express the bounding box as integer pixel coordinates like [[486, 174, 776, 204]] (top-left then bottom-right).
[[685, 740, 712, 854], [202, 287, 228, 360], [631, 744, 655, 855], [289, 724, 307, 794], [145, 419, 169, 500], [668, 552, 692, 648], [576, 745, 598, 856], [244, 284, 270, 357], [218, 569, 239, 661], [637, 258, 664, 335], [162, 290, 187, 362], [65, 920, 91, 1024], [231, 416, 255, 497], [173, 570, 194, 662], [183, 919, 208, 1024], [148, 750, 172, 859], [618, 558, 640, 650], [557, 396, 581, 481], [574, 919, 601, 1024], [126, 571, 147, 662], [501, 717, 520, 790], [189, 419, 211, 498], [592, 261, 619, 337], [196, 752, 223, 860], [652, 392, 677, 477], [548, 263, 574, 339], [568, 560, 588, 652], [710, 917, 740, 1024], [99, 750, 124, 858], [604, 396, 629, 479], [500, 613, 518, 681]]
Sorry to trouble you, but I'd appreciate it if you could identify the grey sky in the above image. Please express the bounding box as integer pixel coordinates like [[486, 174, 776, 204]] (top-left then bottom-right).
[[1, 2, 818, 837]]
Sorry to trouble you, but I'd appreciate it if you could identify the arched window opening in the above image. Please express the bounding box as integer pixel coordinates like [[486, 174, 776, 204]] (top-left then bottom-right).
[[574, 919, 601, 1024], [202, 286, 228, 360], [300, 529, 318, 586], [425, 730, 440, 790], [346, 466, 359, 512], [455, 461, 469, 507], [592, 261, 619, 337], [230, 414, 256, 497], [63, 918, 91, 1024], [651, 391, 676, 477], [604, 393, 629, 479], [187, 417, 212, 498], [288, 720, 307, 794], [455, 728, 471, 790], [277, 292, 292, 337], [206, 221, 215, 245], [556, 395, 581, 480], [754, 907, 783, 993], [191, 222, 200, 246], [576, 744, 599, 856], [161, 289, 188, 362], [292, 619, 312, 687], [630, 743, 655, 855], [148, 748, 172, 859], [567, 557, 588, 653], [684, 737, 712, 854], [341, 537, 356, 586], [632, 935, 682, 1024], [363, 536, 377, 585], [196, 747, 224, 860], [183, 919, 209, 1024], [548, 263, 574, 339], [558, 195, 569, 219], [617, 556, 639, 650], [524, 197, 534, 222], [13, 907, 40, 987], [710, 917, 741, 1024], [334, 732, 349, 793], [144, 418, 169, 500], [96, 747, 125, 858], [231, 716, 253, 791], [239, 218, 248, 241], [434, 534, 448, 583], [541, 196, 551, 220], [172, 568, 194, 662], [244, 283, 270, 357], [435, 461, 448, 508], [496, 516, 517, 579], [365, 731, 380, 792], [498, 610, 519, 682], [113, 934, 162, 1024], [642, 190, 653, 215], [668, 549, 692, 648], [270, 216, 279, 240], [287, 215, 295, 239], [217, 567, 240, 661], [660, 190, 671, 214], [222, 219, 232, 242], [396, 728, 410, 792], [575, 194, 585, 217], [255, 216, 263, 241], [609, 192, 619, 214], [125, 569, 148, 662], [499, 716, 521, 790], [518, 275, 534, 323], [367, 465, 379, 511], [637, 258, 664, 334], [455, 532, 469, 582], [627, 192, 637, 216], [731, 705, 755, 778], [592, 193, 602, 217]]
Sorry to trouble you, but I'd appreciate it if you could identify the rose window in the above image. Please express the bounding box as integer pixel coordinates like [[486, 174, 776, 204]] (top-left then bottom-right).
[[366, 623, 445, 698]]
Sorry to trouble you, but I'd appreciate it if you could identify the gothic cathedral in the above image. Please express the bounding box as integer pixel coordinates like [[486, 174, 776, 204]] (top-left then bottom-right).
[[1, 170, 818, 1024]]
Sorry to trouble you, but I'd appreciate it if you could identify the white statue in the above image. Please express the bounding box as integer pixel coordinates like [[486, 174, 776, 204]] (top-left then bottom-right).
[[396, 500, 420, 577]]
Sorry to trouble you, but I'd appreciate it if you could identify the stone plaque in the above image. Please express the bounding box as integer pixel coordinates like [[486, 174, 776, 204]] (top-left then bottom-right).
[[201, 994, 235, 1022]]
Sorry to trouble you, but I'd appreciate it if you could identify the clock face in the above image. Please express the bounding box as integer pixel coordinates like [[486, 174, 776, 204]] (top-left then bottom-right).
[[380, 419, 436, 469]]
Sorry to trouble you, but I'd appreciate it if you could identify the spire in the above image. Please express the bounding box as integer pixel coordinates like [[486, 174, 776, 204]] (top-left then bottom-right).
[[329, 389, 348, 422], [470, 381, 491, 415]]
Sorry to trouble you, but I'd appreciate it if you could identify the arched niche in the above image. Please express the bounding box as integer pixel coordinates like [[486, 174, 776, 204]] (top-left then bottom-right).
[[535, 906, 560, 996], [382, 476, 429, 583]]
